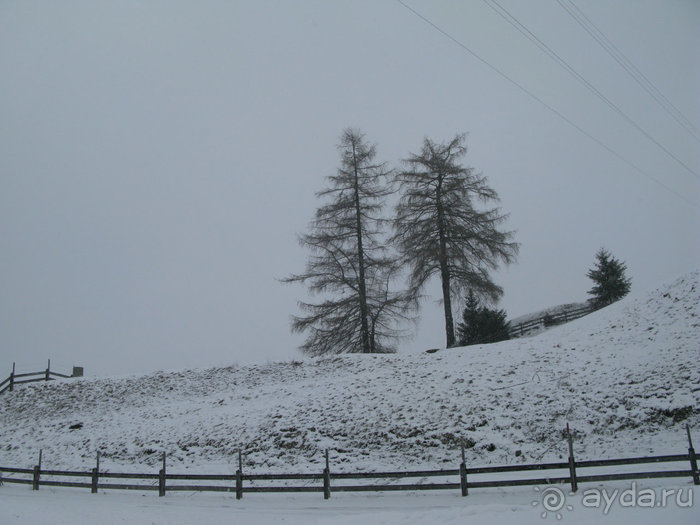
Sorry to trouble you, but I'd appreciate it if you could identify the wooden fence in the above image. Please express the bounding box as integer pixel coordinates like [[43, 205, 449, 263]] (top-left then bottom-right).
[[0, 361, 82, 395], [1, 425, 698, 500], [509, 304, 594, 338]]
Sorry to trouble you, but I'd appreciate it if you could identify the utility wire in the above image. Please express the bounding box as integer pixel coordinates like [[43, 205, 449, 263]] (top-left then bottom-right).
[[482, 0, 698, 180], [556, 0, 700, 143], [395, 0, 699, 209]]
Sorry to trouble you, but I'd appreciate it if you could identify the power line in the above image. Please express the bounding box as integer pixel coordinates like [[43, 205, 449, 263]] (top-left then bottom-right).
[[395, 0, 699, 209], [556, 0, 700, 143], [482, 0, 698, 180]]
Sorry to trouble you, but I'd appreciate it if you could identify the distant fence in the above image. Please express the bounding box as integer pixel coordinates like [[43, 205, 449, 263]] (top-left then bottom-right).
[[509, 304, 594, 338], [0, 361, 83, 395], [1, 425, 698, 500]]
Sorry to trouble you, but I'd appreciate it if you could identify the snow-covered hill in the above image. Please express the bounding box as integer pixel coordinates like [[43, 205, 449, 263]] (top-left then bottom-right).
[[1, 272, 698, 474]]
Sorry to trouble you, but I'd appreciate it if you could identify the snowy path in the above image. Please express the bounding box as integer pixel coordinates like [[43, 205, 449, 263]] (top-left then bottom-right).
[[2, 480, 698, 524]]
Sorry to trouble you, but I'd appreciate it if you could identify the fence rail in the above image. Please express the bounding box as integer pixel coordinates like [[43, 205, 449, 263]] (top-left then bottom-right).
[[0, 361, 82, 395], [509, 304, 594, 337], [1, 425, 698, 500]]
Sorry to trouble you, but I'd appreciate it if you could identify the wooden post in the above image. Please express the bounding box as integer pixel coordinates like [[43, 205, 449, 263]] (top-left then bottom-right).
[[33, 450, 42, 491], [566, 423, 578, 492], [91, 451, 100, 493], [687, 425, 699, 485], [32, 466, 40, 491], [323, 449, 331, 500], [235, 449, 243, 500], [9, 362, 15, 392], [91, 468, 98, 493], [460, 444, 468, 496], [158, 452, 166, 497], [45, 359, 50, 382]]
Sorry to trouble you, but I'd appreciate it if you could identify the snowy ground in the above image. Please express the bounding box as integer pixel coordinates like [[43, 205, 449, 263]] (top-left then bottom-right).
[[1, 271, 698, 522], [1, 480, 698, 524]]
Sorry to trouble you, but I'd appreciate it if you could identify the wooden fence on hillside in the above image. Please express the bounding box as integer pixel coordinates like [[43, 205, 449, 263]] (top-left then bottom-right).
[[0, 361, 82, 395], [509, 304, 594, 338], [1, 425, 698, 500]]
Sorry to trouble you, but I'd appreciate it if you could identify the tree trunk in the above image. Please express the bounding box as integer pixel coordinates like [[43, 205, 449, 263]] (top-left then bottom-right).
[[440, 256, 455, 347], [436, 175, 455, 348], [352, 142, 371, 353]]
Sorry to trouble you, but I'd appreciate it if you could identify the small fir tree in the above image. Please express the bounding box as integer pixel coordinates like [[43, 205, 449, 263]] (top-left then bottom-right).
[[586, 248, 632, 309], [457, 290, 511, 346]]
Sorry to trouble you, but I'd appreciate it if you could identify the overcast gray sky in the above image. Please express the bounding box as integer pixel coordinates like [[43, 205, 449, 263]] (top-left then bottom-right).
[[1, 0, 698, 376]]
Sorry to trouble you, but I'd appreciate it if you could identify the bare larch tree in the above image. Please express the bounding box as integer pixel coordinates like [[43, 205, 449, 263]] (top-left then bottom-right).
[[392, 134, 519, 348], [284, 129, 414, 356]]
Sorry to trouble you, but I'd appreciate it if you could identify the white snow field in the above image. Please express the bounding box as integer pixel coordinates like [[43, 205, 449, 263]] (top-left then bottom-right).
[[1, 271, 698, 523], [1, 479, 697, 525]]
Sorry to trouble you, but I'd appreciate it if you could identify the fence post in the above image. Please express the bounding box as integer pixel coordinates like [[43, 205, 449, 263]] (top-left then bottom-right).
[[32, 465, 40, 491], [686, 425, 699, 485], [45, 359, 50, 382], [9, 362, 15, 392], [235, 449, 243, 500], [566, 423, 577, 492], [323, 449, 331, 500], [158, 452, 166, 497], [32, 450, 42, 491], [91, 451, 100, 494], [459, 444, 468, 496], [91, 468, 98, 493]]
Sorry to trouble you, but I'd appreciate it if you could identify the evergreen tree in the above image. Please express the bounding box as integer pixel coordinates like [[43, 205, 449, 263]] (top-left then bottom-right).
[[457, 290, 510, 346], [284, 129, 414, 356], [392, 134, 518, 348], [457, 290, 481, 346], [586, 248, 632, 308]]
